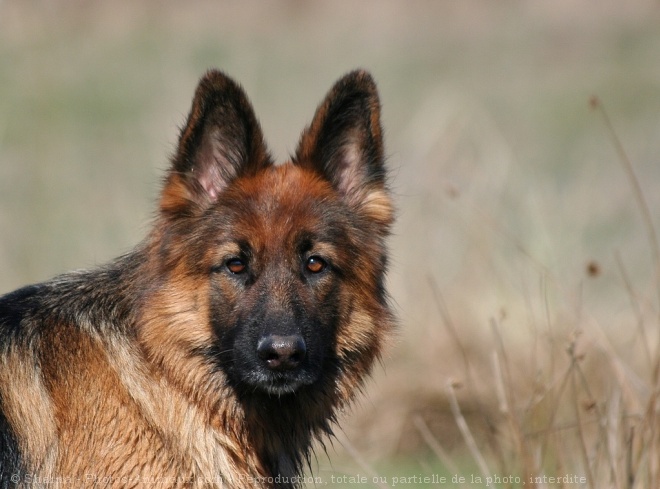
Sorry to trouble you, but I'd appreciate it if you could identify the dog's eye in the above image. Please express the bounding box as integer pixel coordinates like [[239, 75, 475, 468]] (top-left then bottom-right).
[[226, 258, 246, 274], [306, 256, 326, 274]]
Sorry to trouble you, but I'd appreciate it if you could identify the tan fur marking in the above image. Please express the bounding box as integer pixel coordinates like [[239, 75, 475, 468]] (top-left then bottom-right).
[[140, 276, 213, 355], [102, 335, 261, 488], [0, 346, 57, 474], [160, 174, 196, 215], [360, 188, 394, 227]]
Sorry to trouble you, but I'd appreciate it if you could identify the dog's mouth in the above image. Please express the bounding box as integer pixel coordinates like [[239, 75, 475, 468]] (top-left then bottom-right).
[[245, 369, 317, 396]]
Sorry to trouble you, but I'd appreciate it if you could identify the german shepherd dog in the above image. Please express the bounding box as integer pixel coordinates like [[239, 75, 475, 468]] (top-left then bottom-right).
[[0, 70, 394, 488]]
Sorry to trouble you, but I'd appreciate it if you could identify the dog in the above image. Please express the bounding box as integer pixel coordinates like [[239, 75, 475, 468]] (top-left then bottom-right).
[[0, 69, 394, 488]]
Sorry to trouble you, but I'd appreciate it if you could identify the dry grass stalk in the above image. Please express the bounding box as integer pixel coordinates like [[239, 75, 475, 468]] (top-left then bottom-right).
[[446, 379, 491, 481]]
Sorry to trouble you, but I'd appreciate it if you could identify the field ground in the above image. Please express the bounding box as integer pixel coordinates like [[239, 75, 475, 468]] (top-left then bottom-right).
[[1, 2, 659, 487]]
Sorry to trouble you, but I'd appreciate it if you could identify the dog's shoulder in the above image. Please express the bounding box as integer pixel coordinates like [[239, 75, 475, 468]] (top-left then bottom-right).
[[0, 284, 47, 344]]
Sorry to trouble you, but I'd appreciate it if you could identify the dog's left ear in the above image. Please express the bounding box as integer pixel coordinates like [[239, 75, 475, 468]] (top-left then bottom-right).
[[161, 70, 271, 217], [294, 70, 393, 228]]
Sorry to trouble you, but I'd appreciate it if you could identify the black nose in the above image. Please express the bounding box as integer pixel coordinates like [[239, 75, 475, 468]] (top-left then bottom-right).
[[257, 335, 306, 371]]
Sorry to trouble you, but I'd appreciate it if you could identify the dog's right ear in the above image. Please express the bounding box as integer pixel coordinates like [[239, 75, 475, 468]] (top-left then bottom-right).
[[293, 70, 393, 231], [161, 70, 272, 217]]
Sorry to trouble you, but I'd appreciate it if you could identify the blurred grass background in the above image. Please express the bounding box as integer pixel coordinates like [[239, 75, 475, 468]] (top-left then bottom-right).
[[1, 1, 659, 487]]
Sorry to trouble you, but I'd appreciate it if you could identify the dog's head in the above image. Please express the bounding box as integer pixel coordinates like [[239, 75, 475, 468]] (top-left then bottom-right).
[[140, 70, 394, 405]]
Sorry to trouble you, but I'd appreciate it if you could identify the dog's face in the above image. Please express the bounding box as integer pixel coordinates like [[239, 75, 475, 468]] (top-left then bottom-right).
[[205, 166, 349, 395], [143, 70, 393, 402]]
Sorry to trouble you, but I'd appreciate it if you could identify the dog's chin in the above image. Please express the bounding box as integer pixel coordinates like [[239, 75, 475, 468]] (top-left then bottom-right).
[[243, 370, 317, 397], [260, 381, 302, 396]]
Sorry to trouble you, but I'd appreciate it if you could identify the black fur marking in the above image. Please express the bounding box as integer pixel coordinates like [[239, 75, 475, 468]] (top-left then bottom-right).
[[0, 392, 23, 487], [0, 284, 44, 344]]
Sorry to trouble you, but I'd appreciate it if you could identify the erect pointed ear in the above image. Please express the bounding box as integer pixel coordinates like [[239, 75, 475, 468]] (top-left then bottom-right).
[[161, 70, 271, 216], [294, 70, 393, 228]]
